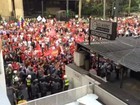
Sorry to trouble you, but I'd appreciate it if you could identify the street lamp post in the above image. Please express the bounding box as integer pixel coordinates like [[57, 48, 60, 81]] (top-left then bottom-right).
[[114, 0, 119, 22], [65, 0, 82, 19], [66, 0, 69, 19], [103, 0, 106, 20], [128, 0, 131, 15], [78, 0, 82, 18]]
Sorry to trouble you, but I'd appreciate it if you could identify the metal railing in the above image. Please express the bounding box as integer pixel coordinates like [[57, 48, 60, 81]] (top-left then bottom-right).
[[18, 84, 94, 105]]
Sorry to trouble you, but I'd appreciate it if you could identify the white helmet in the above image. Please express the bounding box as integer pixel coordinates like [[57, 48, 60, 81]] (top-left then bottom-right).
[[20, 65, 23, 68], [14, 76, 19, 82], [27, 75, 31, 79], [64, 75, 67, 79], [8, 64, 12, 67], [13, 70, 17, 74]]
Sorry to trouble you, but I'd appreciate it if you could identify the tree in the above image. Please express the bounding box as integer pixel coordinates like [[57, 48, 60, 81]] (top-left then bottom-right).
[[81, 0, 139, 18], [82, 0, 103, 17], [121, 0, 140, 13]]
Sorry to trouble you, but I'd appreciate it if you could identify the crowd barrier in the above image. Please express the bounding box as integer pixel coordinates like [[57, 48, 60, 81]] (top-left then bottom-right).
[[18, 84, 94, 105]]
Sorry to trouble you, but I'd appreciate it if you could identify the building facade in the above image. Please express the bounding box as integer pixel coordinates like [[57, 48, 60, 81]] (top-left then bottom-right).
[[0, 0, 78, 19], [0, 0, 24, 19]]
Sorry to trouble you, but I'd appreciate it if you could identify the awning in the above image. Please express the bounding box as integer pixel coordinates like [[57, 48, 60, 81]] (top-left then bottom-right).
[[79, 37, 140, 72]]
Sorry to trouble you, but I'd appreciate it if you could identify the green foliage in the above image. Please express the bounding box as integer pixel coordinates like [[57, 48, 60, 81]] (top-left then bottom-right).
[[82, 1, 103, 17], [82, 0, 140, 17], [131, 6, 140, 12], [121, 0, 140, 13], [131, 0, 140, 12]]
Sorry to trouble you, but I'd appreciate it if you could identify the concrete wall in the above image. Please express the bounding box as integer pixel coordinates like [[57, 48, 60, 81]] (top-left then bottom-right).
[[0, 50, 10, 104], [66, 65, 128, 105], [65, 65, 83, 88], [94, 85, 128, 105], [65, 65, 100, 89], [0, 0, 13, 18], [0, 50, 7, 94], [14, 0, 24, 18], [0, 86, 11, 105], [0, 0, 24, 19]]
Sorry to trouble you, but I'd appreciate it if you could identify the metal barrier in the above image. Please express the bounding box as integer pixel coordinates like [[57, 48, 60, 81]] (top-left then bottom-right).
[[18, 84, 94, 105]]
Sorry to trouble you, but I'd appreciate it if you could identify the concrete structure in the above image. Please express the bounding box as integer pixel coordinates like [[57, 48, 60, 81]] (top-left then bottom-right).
[[0, 51, 7, 94], [0, 0, 24, 19], [14, 0, 24, 18], [0, 0, 13, 18], [0, 0, 81, 19], [0, 38, 10, 105], [0, 86, 11, 105], [65, 64, 128, 105]]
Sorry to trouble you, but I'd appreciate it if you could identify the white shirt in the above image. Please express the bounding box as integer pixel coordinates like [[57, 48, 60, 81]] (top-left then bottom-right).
[[55, 40, 59, 47], [28, 41, 31, 46], [39, 40, 42, 45], [23, 41, 27, 46], [41, 43, 45, 48], [14, 37, 17, 42]]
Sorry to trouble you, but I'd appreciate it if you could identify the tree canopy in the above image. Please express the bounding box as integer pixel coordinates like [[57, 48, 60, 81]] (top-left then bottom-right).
[[81, 0, 140, 17]]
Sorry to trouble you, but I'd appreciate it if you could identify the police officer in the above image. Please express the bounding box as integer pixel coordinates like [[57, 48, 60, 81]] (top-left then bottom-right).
[[12, 70, 18, 85], [19, 66, 27, 84], [12, 76, 20, 105], [6, 64, 13, 86], [63, 75, 69, 91], [115, 64, 121, 80], [39, 79, 47, 97], [31, 79, 39, 99], [106, 63, 112, 81], [26, 75, 32, 100], [50, 80, 59, 94]]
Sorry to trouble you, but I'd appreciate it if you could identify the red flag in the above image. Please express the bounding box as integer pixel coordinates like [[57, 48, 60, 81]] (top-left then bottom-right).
[[51, 50, 58, 57], [76, 37, 84, 43], [49, 28, 56, 37], [35, 43, 41, 51], [44, 50, 51, 56], [37, 51, 42, 58]]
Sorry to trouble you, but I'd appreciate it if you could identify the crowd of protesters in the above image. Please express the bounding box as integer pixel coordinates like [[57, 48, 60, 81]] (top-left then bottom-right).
[[0, 15, 140, 104], [117, 16, 140, 37], [1, 18, 87, 104], [90, 55, 125, 81]]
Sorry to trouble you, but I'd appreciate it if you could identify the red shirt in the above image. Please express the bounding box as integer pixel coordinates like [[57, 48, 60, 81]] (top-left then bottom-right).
[[20, 54, 26, 62], [12, 62, 19, 70]]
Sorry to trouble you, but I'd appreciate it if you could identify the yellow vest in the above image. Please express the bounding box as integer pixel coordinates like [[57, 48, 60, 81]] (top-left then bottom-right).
[[65, 79, 69, 86], [26, 79, 31, 86]]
